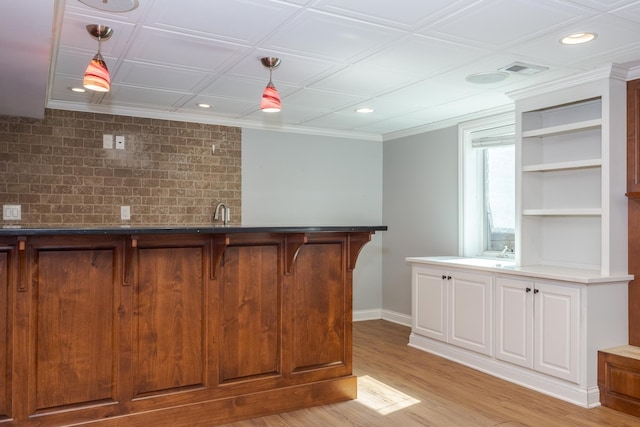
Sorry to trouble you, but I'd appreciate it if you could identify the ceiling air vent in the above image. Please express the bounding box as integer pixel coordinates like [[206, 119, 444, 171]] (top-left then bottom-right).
[[498, 62, 548, 76]]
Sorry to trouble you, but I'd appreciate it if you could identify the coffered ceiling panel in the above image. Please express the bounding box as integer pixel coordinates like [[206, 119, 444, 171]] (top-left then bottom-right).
[[262, 10, 404, 61], [3, 0, 640, 140]]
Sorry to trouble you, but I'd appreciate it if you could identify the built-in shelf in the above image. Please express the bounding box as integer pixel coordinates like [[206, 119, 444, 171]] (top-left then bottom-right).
[[522, 208, 602, 216], [514, 76, 631, 277], [522, 159, 602, 172], [522, 118, 602, 138]]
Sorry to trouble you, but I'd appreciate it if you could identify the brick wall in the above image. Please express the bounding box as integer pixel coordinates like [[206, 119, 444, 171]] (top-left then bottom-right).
[[0, 109, 241, 227]]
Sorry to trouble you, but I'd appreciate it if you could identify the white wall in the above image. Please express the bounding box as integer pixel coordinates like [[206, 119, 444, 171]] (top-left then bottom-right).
[[242, 128, 383, 313], [382, 126, 460, 319]]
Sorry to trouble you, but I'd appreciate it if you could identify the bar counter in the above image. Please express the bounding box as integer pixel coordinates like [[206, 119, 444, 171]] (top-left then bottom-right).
[[0, 225, 385, 426]]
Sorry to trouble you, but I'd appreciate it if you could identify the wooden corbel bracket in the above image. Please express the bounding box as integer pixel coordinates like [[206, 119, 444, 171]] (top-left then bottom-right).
[[210, 234, 230, 280], [284, 233, 308, 275], [123, 235, 139, 286], [347, 232, 372, 271]]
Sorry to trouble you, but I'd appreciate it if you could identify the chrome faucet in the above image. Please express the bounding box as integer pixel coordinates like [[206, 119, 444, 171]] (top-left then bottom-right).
[[498, 245, 512, 258], [214, 202, 228, 226]]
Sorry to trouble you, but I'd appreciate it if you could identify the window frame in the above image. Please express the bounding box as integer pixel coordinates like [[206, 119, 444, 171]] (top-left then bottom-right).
[[458, 112, 515, 259]]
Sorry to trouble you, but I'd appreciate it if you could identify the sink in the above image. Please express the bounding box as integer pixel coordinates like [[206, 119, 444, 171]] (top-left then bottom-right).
[[442, 258, 515, 269]]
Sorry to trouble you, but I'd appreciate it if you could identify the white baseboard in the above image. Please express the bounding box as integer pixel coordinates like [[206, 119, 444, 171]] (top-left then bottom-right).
[[408, 332, 601, 409], [353, 308, 411, 327], [381, 309, 411, 326], [353, 309, 382, 322]]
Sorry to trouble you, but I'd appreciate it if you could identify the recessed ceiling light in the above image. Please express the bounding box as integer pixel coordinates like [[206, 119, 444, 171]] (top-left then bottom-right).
[[70, 87, 86, 93], [77, 0, 139, 12], [561, 32, 597, 45], [465, 72, 508, 84], [197, 103, 211, 109], [356, 107, 374, 113]]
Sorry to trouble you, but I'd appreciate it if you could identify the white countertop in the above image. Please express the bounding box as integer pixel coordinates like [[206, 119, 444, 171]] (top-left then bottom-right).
[[405, 256, 634, 284]]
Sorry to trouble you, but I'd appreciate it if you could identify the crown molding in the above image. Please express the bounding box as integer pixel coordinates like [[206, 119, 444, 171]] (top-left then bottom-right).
[[507, 64, 631, 101], [45, 100, 382, 142], [626, 65, 640, 81], [382, 104, 514, 142]]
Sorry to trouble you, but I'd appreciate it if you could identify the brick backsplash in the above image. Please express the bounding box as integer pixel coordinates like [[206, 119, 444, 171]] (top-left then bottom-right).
[[0, 109, 241, 227]]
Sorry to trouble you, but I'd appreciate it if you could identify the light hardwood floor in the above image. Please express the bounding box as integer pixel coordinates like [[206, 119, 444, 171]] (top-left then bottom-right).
[[222, 320, 640, 426]]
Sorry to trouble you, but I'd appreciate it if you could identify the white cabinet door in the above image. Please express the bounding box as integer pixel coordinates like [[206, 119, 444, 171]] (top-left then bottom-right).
[[534, 281, 580, 383], [412, 267, 448, 341], [448, 271, 493, 355], [495, 277, 534, 368]]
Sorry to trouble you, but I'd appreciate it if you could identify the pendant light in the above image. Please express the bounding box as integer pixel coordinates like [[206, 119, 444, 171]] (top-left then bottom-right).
[[83, 24, 113, 92], [260, 57, 281, 112]]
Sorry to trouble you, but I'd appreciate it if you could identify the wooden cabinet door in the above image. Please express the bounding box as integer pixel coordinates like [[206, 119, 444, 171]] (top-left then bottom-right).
[[448, 270, 493, 355], [628, 78, 640, 346], [290, 239, 349, 373], [23, 237, 125, 422], [133, 241, 207, 397], [628, 78, 640, 194], [412, 266, 448, 341], [0, 244, 11, 421], [495, 277, 534, 368], [220, 244, 280, 383], [534, 281, 580, 383]]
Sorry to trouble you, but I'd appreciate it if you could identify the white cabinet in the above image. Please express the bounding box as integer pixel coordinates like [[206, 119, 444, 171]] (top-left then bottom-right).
[[494, 277, 533, 368], [513, 73, 627, 275], [495, 277, 579, 383], [449, 270, 492, 356], [412, 266, 492, 356], [412, 266, 447, 341], [407, 256, 630, 408]]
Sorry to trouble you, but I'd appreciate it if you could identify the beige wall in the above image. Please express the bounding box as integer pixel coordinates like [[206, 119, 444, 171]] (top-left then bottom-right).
[[0, 109, 241, 227]]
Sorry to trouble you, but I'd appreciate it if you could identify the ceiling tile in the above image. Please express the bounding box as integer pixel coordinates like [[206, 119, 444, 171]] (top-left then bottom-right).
[[124, 27, 250, 72], [312, 0, 478, 29], [117, 61, 210, 91], [357, 34, 490, 78], [142, 0, 302, 44], [509, 14, 640, 67], [57, 11, 136, 57], [309, 63, 424, 96], [424, 0, 595, 49], [283, 88, 368, 111], [99, 86, 190, 108], [262, 10, 404, 61]]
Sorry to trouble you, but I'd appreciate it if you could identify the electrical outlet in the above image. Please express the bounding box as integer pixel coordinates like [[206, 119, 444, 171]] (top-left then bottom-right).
[[121, 206, 131, 220], [103, 134, 113, 149], [115, 135, 125, 150], [3, 205, 21, 220]]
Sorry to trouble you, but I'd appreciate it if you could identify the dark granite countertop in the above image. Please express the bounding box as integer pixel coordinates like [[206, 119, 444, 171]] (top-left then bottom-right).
[[0, 225, 387, 236]]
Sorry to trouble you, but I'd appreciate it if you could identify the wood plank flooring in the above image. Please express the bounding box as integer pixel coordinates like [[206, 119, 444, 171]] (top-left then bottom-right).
[[222, 320, 640, 426]]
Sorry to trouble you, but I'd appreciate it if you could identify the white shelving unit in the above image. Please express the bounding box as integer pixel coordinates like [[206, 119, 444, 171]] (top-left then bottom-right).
[[513, 70, 627, 276]]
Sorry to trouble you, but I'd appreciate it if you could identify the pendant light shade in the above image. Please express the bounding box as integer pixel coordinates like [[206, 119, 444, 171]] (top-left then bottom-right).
[[260, 57, 281, 112], [83, 53, 110, 92], [83, 25, 113, 92]]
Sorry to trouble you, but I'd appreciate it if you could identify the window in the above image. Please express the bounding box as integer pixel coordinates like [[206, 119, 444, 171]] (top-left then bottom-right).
[[459, 113, 515, 258]]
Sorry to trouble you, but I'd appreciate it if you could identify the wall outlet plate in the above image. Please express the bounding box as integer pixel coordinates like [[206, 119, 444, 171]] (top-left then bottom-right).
[[115, 136, 125, 150]]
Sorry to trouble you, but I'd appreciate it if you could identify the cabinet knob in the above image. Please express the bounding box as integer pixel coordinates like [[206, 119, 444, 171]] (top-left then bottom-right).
[[447, 276, 452, 280], [534, 289, 539, 294], [442, 275, 447, 280], [526, 287, 531, 292]]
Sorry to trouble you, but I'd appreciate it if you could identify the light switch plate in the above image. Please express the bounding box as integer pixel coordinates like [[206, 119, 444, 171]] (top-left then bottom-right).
[[121, 205, 131, 220], [103, 134, 113, 149], [3, 205, 21, 220]]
